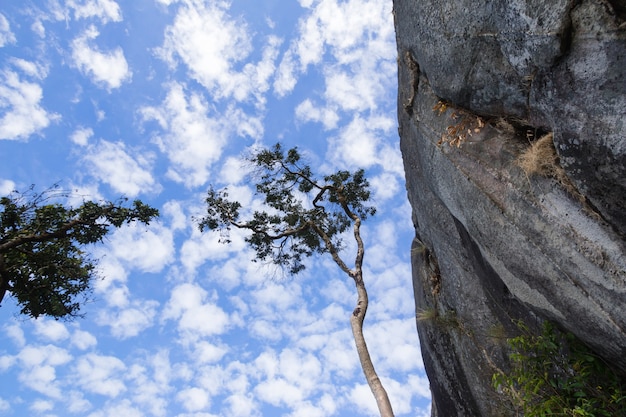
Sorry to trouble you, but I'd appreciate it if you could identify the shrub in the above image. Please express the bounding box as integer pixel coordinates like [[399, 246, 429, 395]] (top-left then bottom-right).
[[493, 321, 626, 416]]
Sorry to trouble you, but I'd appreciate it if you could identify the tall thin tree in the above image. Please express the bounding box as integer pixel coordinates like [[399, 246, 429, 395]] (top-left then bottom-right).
[[199, 144, 395, 417]]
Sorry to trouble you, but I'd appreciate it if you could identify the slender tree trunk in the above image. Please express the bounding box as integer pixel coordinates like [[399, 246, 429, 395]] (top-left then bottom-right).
[[350, 272, 395, 417]]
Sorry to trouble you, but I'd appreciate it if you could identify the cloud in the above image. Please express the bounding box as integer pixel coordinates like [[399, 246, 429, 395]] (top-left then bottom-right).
[[276, 0, 395, 97], [97, 299, 159, 339], [296, 0, 395, 66], [370, 172, 400, 202], [70, 126, 93, 146], [30, 399, 54, 412], [71, 329, 98, 350], [17, 345, 72, 398], [139, 82, 229, 187], [127, 350, 172, 417], [0, 13, 15, 47], [66, 390, 92, 413], [157, 1, 280, 104], [348, 382, 378, 416], [71, 26, 131, 89], [66, 0, 123, 23], [33, 319, 70, 342], [9, 58, 48, 79], [3, 323, 25, 347], [253, 348, 326, 413], [0, 67, 58, 140], [87, 399, 143, 417], [74, 353, 127, 397], [0, 179, 15, 195], [82, 139, 159, 197], [295, 99, 339, 129], [273, 50, 297, 97], [107, 221, 175, 272], [162, 200, 188, 231], [224, 393, 259, 417], [162, 283, 230, 342], [326, 114, 397, 170], [177, 387, 210, 412]]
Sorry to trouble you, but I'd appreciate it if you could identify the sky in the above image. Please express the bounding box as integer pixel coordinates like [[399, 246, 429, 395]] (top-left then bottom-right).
[[0, 1, 431, 416]]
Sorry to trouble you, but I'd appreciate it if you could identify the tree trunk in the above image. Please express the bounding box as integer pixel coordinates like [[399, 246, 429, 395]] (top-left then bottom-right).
[[350, 273, 395, 417]]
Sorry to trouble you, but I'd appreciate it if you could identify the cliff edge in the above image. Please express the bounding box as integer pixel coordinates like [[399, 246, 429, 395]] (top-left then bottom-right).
[[393, 0, 626, 415]]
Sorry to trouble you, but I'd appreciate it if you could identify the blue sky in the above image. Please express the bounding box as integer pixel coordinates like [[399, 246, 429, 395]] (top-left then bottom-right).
[[0, 1, 431, 416]]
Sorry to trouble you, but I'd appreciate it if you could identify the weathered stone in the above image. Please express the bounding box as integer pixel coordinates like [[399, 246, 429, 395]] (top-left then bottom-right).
[[394, 0, 626, 415], [530, 0, 626, 235]]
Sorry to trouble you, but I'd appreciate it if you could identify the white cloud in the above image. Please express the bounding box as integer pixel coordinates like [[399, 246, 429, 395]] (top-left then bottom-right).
[[127, 351, 172, 417], [30, 399, 54, 412], [9, 58, 48, 79], [370, 172, 400, 201], [31, 19, 45, 38], [177, 387, 210, 412], [72, 26, 131, 89], [193, 341, 227, 364], [179, 219, 250, 275], [0, 68, 58, 140], [33, 319, 70, 342], [0, 355, 15, 373], [0, 179, 15, 195], [97, 299, 159, 339], [139, 82, 228, 187], [66, 0, 123, 23], [87, 399, 143, 417], [324, 67, 381, 112], [71, 329, 98, 350], [17, 345, 72, 398], [158, 1, 280, 104], [74, 353, 126, 397], [279, 0, 397, 118], [0, 13, 15, 47], [326, 114, 396, 169], [162, 200, 188, 231], [82, 139, 159, 197], [66, 390, 92, 413], [273, 50, 297, 97], [0, 398, 9, 412], [255, 377, 303, 407], [295, 99, 339, 129], [252, 347, 326, 412], [70, 126, 93, 146], [108, 221, 174, 272], [296, 0, 395, 67], [348, 382, 378, 416], [3, 323, 25, 347], [162, 283, 230, 341], [224, 393, 258, 417]]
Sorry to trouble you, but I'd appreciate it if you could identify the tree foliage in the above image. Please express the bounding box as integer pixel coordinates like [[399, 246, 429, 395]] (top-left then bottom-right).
[[0, 185, 159, 319], [199, 143, 375, 275], [199, 144, 395, 417]]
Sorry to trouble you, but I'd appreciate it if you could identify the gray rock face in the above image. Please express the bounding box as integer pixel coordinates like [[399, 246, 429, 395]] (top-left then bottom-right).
[[394, 0, 626, 415]]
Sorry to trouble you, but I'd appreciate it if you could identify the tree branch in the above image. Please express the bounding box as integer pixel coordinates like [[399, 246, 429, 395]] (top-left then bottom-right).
[[229, 219, 311, 241], [311, 223, 353, 277], [0, 217, 87, 253]]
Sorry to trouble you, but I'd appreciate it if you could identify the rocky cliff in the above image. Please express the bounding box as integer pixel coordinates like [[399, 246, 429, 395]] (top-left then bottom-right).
[[393, 0, 626, 415]]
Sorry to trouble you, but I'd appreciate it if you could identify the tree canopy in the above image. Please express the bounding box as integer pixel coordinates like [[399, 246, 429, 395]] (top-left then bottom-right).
[[199, 143, 376, 274], [199, 144, 395, 417], [0, 186, 159, 319]]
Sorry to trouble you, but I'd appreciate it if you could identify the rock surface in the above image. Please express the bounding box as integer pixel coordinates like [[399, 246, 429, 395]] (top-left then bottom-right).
[[393, 0, 626, 415]]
